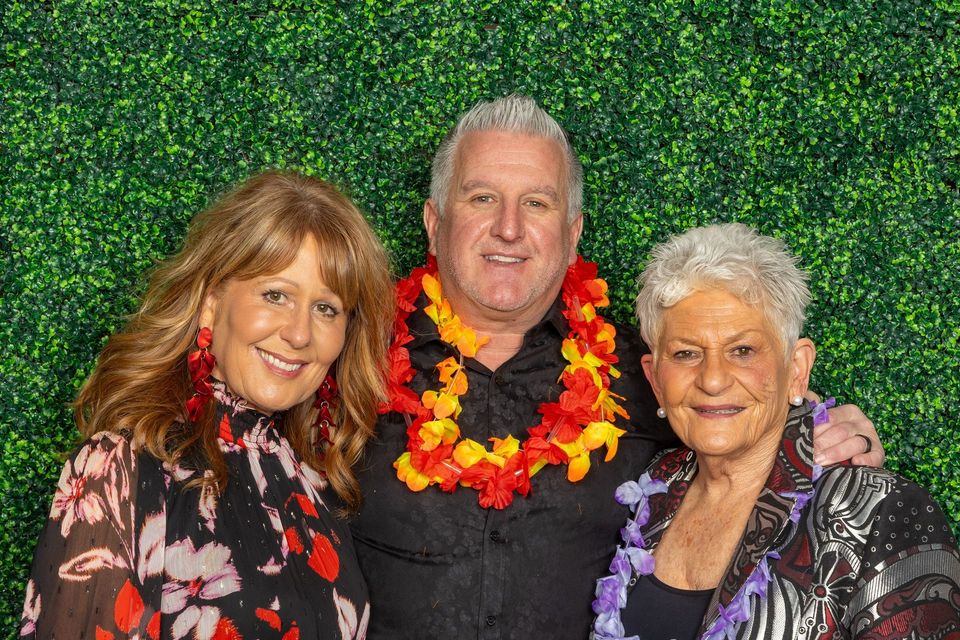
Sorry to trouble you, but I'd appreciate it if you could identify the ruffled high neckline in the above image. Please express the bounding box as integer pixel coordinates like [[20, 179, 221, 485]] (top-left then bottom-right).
[[211, 379, 282, 454]]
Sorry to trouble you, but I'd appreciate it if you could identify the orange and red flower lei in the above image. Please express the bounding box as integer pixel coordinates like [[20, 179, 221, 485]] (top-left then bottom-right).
[[378, 255, 630, 509]]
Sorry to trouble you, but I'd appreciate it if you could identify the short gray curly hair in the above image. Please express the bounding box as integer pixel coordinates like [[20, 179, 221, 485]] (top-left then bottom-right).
[[635, 223, 811, 356], [429, 94, 583, 222]]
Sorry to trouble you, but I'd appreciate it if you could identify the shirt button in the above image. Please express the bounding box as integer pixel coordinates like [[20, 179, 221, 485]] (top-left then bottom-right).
[[485, 615, 497, 627], [494, 374, 506, 385], [489, 530, 501, 542]]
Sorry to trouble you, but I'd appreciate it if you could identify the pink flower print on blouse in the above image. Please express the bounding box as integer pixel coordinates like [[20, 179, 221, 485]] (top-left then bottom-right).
[[49, 433, 121, 536], [334, 588, 369, 640], [162, 539, 242, 640], [19, 579, 40, 636]]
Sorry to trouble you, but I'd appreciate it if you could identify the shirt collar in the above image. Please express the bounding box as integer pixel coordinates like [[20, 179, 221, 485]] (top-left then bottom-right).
[[211, 379, 282, 454]]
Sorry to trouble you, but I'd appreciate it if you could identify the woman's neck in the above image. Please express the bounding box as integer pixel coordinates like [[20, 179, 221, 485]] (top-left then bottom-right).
[[651, 446, 778, 591]]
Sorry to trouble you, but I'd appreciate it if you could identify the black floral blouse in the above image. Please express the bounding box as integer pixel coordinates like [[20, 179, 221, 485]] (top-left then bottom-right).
[[21, 383, 369, 639]]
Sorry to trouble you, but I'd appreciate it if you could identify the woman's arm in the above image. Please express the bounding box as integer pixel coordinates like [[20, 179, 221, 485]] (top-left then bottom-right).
[[20, 432, 165, 639]]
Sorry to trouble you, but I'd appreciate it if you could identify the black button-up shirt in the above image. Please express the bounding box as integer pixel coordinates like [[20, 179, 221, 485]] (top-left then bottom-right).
[[350, 296, 675, 639]]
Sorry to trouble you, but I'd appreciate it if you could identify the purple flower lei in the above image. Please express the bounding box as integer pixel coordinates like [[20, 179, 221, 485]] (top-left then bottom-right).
[[591, 399, 832, 640], [591, 473, 666, 640]]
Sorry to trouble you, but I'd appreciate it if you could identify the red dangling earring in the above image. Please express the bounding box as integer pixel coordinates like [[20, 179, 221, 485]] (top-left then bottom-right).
[[314, 374, 338, 447], [185, 327, 216, 422]]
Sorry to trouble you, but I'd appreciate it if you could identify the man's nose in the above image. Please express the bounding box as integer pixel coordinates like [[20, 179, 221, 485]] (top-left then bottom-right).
[[490, 200, 524, 242]]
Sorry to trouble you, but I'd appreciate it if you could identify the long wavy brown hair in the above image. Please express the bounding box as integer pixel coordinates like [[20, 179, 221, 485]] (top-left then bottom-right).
[[74, 170, 394, 511]]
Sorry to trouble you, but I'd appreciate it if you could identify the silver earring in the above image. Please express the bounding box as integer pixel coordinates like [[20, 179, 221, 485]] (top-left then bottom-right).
[[656, 407, 667, 418], [789, 395, 804, 407]]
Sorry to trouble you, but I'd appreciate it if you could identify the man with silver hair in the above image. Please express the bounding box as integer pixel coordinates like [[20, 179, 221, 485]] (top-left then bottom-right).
[[350, 95, 884, 639]]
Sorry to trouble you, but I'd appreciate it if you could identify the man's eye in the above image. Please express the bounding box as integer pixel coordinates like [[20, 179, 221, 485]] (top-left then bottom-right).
[[672, 350, 697, 361], [732, 346, 754, 357], [473, 195, 493, 203]]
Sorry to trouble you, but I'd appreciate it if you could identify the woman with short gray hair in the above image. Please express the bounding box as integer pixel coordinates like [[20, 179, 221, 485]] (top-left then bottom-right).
[[592, 222, 960, 639]]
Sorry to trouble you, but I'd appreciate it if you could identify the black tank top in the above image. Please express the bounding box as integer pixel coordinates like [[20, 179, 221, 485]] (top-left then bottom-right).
[[621, 572, 713, 640]]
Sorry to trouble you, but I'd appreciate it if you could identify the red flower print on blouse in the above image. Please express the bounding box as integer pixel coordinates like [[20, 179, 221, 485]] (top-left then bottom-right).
[[307, 533, 340, 581]]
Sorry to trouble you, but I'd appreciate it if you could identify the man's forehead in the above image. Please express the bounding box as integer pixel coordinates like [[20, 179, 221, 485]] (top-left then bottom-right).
[[457, 128, 565, 155], [452, 131, 567, 187]]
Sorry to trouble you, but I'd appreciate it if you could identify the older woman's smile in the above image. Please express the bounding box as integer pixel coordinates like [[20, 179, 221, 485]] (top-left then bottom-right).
[[693, 405, 745, 417]]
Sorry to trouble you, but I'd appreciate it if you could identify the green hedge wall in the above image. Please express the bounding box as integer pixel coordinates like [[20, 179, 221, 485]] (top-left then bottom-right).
[[2, 0, 958, 633]]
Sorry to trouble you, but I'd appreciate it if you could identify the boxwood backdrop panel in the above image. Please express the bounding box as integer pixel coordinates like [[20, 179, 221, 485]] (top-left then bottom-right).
[[2, 0, 958, 633]]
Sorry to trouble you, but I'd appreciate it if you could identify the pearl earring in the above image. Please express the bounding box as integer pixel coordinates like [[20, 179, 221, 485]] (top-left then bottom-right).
[[789, 395, 804, 407], [656, 407, 667, 418]]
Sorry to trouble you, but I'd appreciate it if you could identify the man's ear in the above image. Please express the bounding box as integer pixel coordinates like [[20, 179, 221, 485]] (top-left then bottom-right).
[[567, 212, 584, 265], [640, 353, 665, 407], [423, 199, 440, 256], [788, 338, 817, 399]]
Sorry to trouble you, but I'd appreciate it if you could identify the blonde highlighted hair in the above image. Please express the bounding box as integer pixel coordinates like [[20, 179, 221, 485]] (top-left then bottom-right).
[[75, 170, 394, 511]]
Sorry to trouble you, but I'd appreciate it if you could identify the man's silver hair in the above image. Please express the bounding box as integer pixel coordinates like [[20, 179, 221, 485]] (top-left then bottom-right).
[[429, 94, 583, 222], [635, 223, 811, 356]]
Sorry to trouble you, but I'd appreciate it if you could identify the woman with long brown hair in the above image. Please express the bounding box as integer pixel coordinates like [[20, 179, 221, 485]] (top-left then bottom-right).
[[21, 170, 394, 639]]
